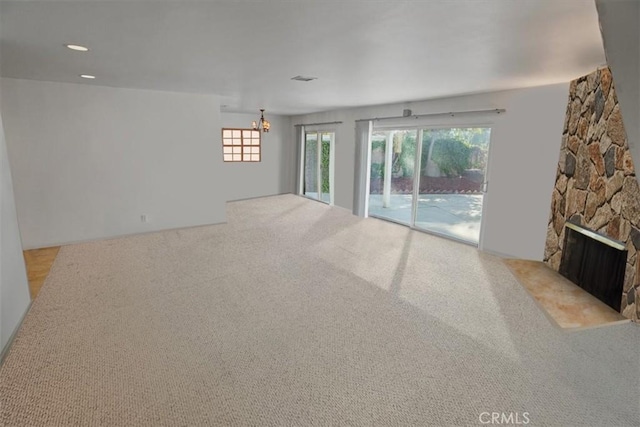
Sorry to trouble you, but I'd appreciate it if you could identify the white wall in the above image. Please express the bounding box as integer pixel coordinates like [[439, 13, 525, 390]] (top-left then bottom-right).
[[0, 81, 31, 356], [1, 78, 226, 249], [220, 112, 295, 201], [291, 84, 569, 260]]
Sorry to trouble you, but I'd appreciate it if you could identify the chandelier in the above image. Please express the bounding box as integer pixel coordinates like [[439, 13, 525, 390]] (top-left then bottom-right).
[[252, 109, 270, 133]]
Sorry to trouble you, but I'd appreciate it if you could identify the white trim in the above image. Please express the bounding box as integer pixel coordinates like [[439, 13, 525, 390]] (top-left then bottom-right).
[[0, 301, 31, 365], [302, 130, 336, 206], [366, 123, 495, 247], [478, 128, 495, 251], [354, 120, 373, 217], [297, 126, 305, 196], [316, 133, 323, 202], [410, 129, 424, 226], [329, 132, 335, 206], [382, 131, 394, 208], [363, 130, 371, 218]]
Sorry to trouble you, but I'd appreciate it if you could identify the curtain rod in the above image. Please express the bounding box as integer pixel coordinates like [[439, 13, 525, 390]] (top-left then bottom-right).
[[294, 121, 343, 127], [355, 108, 506, 123]]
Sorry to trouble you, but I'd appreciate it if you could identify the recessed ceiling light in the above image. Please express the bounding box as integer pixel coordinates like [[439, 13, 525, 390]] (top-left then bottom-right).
[[291, 75, 317, 82], [80, 74, 96, 79], [66, 44, 89, 52]]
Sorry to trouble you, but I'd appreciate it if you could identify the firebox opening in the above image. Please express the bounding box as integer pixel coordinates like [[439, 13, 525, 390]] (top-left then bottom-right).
[[559, 222, 627, 312]]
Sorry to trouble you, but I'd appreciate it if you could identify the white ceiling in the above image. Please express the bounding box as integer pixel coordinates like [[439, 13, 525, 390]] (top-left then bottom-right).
[[0, 0, 605, 115]]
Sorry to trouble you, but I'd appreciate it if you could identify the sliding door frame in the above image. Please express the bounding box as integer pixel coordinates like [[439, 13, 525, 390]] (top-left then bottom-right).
[[367, 122, 494, 247], [410, 129, 424, 227], [300, 129, 336, 206]]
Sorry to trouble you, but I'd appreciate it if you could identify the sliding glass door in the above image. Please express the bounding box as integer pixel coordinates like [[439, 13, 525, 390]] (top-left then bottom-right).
[[368, 127, 491, 245], [415, 128, 491, 244], [367, 129, 418, 226], [303, 131, 334, 204]]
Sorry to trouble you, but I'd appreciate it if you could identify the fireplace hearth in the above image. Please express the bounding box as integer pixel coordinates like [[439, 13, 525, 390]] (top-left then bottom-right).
[[559, 222, 626, 312]]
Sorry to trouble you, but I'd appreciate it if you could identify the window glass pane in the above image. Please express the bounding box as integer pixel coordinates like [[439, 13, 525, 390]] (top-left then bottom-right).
[[221, 128, 263, 163], [367, 129, 417, 226], [413, 127, 491, 245], [304, 133, 318, 196], [320, 139, 331, 203]]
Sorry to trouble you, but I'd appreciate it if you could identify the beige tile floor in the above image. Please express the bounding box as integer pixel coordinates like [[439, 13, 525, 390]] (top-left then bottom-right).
[[504, 259, 629, 330], [23, 246, 60, 300]]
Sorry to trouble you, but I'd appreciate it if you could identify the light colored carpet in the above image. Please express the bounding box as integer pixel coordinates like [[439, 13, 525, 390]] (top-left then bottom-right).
[[1, 194, 638, 426]]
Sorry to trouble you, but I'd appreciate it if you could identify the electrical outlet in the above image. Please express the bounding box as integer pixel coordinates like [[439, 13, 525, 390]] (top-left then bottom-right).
[[140, 214, 148, 223]]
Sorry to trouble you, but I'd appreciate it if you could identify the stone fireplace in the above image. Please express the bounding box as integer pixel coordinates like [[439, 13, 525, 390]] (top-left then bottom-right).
[[544, 67, 640, 321]]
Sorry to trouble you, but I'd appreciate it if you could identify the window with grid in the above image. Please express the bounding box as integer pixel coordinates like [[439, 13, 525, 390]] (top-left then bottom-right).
[[222, 128, 261, 162]]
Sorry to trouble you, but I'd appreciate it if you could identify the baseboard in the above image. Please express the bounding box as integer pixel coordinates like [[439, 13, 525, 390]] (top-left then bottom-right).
[[227, 192, 294, 203], [0, 301, 32, 366], [21, 216, 230, 251], [479, 247, 525, 259]]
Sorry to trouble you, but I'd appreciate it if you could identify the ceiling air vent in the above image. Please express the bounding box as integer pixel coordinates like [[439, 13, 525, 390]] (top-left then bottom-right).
[[291, 75, 317, 82]]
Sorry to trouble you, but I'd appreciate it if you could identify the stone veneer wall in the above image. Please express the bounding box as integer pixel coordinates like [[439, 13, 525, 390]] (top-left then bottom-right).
[[544, 67, 640, 321]]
